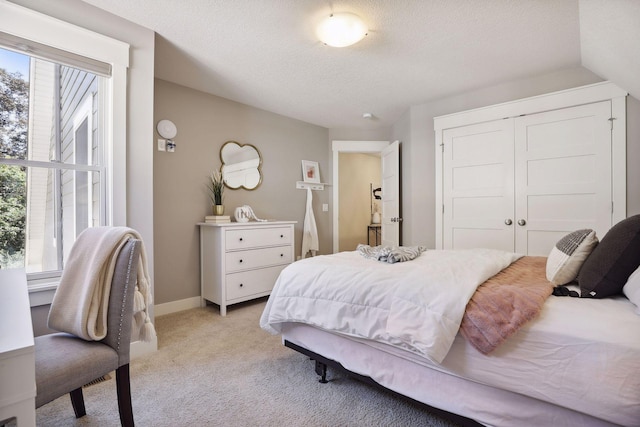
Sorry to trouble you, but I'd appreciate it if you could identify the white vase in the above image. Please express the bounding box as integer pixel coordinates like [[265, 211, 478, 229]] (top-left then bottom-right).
[[234, 206, 250, 223], [372, 212, 381, 224]]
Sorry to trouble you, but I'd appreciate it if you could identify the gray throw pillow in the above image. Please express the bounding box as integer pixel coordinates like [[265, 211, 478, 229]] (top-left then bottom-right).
[[578, 215, 640, 298]]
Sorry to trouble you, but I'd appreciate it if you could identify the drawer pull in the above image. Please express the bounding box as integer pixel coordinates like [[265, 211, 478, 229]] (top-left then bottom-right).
[[239, 283, 244, 287], [280, 234, 284, 238], [280, 254, 284, 257], [239, 259, 243, 263], [239, 237, 243, 242]]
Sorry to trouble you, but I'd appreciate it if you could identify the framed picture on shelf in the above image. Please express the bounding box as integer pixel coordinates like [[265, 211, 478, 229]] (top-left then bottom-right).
[[301, 160, 320, 183]]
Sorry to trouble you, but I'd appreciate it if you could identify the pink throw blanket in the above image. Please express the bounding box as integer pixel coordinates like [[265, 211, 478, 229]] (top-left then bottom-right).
[[460, 256, 554, 354]]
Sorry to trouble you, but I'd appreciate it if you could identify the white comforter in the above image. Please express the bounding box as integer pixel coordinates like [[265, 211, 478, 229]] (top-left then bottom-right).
[[260, 248, 521, 363]]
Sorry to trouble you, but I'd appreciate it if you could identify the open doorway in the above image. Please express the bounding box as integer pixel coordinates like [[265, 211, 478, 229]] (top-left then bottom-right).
[[331, 140, 390, 253], [338, 152, 381, 251]]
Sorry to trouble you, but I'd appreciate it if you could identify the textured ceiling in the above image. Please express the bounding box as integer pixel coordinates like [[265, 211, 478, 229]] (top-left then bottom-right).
[[79, 0, 584, 129], [579, 0, 640, 103]]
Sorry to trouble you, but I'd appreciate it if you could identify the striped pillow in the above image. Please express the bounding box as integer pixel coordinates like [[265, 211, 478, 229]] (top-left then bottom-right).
[[546, 229, 598, 285]]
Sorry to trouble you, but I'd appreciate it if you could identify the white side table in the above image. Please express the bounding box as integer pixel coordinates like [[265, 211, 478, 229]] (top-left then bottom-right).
[[0, 269, 36, 426]]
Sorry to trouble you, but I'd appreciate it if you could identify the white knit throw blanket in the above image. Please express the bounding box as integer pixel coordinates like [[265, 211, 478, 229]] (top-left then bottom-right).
[[48, 226, 156, 342]]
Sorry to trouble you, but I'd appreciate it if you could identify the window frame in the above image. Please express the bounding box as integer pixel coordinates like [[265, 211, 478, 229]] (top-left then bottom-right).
[[0, 2, 130, 304], [71, 93, 99, 238]]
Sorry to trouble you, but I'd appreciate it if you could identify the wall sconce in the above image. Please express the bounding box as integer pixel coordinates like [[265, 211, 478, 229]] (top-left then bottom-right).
[[316, 12, 368, 47], [156, 119, 177, 152]]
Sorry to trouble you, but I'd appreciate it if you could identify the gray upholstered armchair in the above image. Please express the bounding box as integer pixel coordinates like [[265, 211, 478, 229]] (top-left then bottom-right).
[[35, 238, 140, 426]]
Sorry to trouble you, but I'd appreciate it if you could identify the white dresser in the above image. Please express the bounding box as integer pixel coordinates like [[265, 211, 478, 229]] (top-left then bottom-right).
[[199, 221, 296, 315]]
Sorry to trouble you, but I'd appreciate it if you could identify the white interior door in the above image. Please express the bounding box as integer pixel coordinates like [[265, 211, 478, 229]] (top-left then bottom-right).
[[442, 119, 515, 251], [381, 141, 400, 247], [514, 101, 612, 255]]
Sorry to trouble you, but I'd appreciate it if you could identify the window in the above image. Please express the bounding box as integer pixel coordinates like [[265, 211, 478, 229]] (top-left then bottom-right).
[[73, 96, 94, 237], [0, 3, 129, 294], [0, 48, 107, 278]]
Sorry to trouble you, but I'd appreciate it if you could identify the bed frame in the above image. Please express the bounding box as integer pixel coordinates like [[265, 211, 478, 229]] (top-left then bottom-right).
[[284, 340, 482, 427], [279, 321, 624, 427]]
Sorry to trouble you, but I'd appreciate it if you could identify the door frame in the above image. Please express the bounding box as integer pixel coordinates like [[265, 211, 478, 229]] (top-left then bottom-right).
[[332, 140, 390, 253]]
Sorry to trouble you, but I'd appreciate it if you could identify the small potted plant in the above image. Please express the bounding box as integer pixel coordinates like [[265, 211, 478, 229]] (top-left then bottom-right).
[[207, 170, 225, 215]]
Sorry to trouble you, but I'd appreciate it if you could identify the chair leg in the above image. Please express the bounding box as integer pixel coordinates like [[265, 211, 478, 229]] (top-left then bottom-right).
[[70, 387, 86, 418], [116, 364, 134, 427]]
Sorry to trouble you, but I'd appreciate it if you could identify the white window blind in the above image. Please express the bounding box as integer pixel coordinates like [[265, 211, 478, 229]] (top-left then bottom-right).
[[0, 31, 111, 77]]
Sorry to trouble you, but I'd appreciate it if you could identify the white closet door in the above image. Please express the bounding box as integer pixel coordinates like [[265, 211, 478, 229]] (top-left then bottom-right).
[[514, 101, 612, 255], [443, 119, 514, 251]]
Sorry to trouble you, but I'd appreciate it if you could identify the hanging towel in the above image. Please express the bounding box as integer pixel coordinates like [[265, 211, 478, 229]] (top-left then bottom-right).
[[301, 187, 319, 258], [48, 226, 156, 342]]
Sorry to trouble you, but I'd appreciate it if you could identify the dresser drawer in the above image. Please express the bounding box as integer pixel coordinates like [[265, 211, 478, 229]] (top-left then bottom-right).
[[226, 265, 286, 300], [225, 227, 292, 250], [225, 246, 292, 273]]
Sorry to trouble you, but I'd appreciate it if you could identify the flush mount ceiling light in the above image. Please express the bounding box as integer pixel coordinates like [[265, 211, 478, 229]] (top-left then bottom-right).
[[316, 12, 368, 47]]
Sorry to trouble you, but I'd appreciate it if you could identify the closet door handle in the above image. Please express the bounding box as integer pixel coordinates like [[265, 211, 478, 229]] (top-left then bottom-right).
[[518, 219, 527, 226], [505, 219, 513, 226]]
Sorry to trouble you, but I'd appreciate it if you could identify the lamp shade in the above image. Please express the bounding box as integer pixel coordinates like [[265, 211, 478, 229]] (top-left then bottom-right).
[[316, 13, 368, 47]]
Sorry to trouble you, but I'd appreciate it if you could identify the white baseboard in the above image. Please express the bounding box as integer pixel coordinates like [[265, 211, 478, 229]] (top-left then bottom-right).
[[154, 296, 202, 317], [131, 336, 157, 359]]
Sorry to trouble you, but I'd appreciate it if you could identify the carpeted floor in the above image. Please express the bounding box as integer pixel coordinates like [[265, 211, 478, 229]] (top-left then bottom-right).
[[35, 299, 463, 426]]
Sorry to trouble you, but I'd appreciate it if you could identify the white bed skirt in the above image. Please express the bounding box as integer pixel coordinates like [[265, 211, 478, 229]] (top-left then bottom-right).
[[281, 323, 618, 427]]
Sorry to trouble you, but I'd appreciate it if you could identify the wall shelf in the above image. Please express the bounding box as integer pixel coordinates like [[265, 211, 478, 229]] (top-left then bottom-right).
[[296, 181, 329, 191]]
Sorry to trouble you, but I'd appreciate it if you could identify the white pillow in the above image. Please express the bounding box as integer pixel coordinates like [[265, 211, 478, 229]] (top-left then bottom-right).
[[623, 265, 640, 311], [546, 229, 598, 285]]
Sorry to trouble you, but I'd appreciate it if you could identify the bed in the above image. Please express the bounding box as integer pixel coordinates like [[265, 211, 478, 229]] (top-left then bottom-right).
[[260, 217, 640, 427]]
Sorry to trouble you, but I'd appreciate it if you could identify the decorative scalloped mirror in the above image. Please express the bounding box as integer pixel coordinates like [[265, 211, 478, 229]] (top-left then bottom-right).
[[220, 141, 262, 190]]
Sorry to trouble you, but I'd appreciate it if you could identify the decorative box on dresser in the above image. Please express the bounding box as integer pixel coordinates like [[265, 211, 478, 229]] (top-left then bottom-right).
[[199, 221, 296, 315]]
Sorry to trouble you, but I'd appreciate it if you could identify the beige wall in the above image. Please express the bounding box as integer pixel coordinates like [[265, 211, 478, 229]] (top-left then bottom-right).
[[328, 128, 393, 141], [338, 153, 381, 251], [153, 79, 330, 304], [626, 96, 640, 216]]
